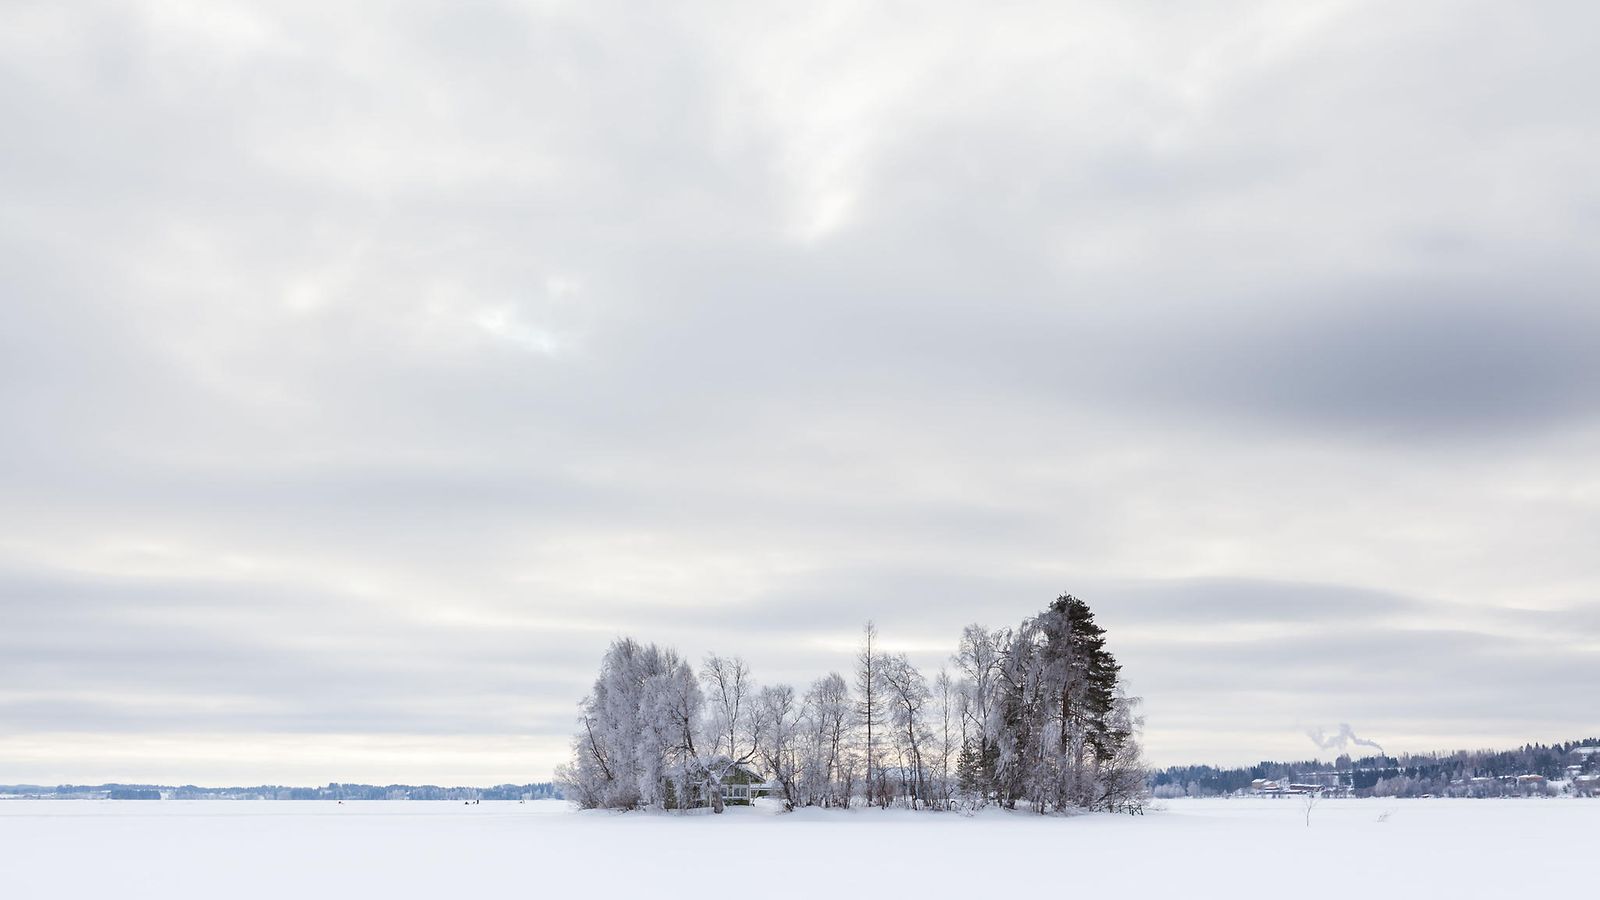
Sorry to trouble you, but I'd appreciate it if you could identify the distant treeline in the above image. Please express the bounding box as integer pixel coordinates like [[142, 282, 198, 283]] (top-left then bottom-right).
[[1, 782, 563, 801], [1153, 737, 1600, 798]]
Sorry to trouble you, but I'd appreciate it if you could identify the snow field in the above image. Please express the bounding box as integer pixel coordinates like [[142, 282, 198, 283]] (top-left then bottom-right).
[[1, 797, 1590, 898]]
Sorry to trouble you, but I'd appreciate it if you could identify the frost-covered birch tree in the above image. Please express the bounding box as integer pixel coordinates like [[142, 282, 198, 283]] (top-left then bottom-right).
[[561, 638, 700, 810], [642, 654, 703, 811], [701, 654, 754, 761], [934, 668, 957, 807], [878, 652, 931, 809], [753, 684, 802, 809], [954, 624, 1006, 805], [801, 672, 854, 807]]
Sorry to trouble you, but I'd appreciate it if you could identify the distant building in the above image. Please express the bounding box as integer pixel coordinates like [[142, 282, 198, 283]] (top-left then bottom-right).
[[1249, 778, 1343, 797], [671, 763, 773, 809]]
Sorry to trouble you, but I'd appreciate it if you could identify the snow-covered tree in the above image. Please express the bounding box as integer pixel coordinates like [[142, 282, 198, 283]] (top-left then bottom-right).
[[1095, 689, 1149, 812], [855, 621, 885, 807], [953, 624, 1006, 804], [878, 652, 931, 808], [876, 643, 934, 807], [561, 638, 695, 810], [642, 653, 703, 810], [933, 668, 957, 807], [989, 594, 1144, 812], [800, 672, 854, 807], [753, 684, 803, 809], [701, 654, 754, 761]]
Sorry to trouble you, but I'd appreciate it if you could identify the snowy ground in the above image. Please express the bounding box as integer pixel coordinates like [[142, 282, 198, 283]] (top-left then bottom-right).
[[2, 796, 1590, 898]]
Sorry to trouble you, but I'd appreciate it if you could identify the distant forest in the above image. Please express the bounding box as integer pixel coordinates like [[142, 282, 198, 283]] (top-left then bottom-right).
[[1, 782, 563, 801], [1154, 737, 1600, 798]]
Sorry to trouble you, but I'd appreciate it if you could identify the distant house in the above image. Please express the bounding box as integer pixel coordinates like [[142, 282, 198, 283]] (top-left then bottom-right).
[[1249, 778, 1335, 796], [1250, 779, 1286, 795], [716, 764, 773, 806], [1573, 775, 1600, 797], [669, 763, 773, 810], [1514, 774, 1549, 795]]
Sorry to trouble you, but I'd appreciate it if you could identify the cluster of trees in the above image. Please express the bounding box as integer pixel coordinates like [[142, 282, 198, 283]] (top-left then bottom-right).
[[557, 593, 1147, 814], [1151, 738, 1600, 799]]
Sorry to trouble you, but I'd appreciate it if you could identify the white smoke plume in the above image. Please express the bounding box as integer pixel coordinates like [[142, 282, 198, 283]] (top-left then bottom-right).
[[1307, 723, 1385, 757]]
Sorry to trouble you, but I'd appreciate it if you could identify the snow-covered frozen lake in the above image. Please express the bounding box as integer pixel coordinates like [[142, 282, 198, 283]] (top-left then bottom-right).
[[2, 797, 1590, 898]]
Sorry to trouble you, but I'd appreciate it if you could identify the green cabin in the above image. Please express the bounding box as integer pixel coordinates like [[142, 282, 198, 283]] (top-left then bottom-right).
[[666, 763, 773, 809]]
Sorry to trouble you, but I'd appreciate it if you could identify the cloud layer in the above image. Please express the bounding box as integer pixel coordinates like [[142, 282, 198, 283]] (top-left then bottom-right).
[[3, 0, 1598, 783]]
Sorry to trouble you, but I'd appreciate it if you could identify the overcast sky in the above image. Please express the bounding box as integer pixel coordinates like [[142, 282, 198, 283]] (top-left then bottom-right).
[[3, 0, 1598, 786]]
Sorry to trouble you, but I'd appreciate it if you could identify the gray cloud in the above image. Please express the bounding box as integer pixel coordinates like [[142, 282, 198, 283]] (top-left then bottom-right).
[[1131, 285, 1600, 438], [2, 0, 1599, 782]]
